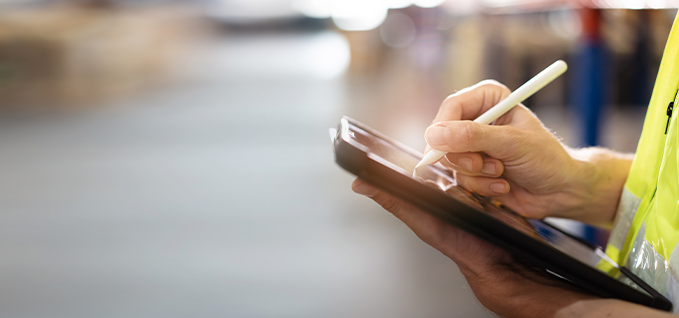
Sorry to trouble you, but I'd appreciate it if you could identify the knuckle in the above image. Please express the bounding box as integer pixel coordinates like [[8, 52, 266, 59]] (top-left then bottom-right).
[[439, 97, 463, 114], [478, 79, 510, 93], [457, 121, 479, 151], [433, 97, 464, 125], [455, 174, 492, 196], [453, 167, 474, 177], [443, 93, 458, 102], [449, 153, 483, 174], [453, 172, 473, 189], [375, 193, 401, 214]]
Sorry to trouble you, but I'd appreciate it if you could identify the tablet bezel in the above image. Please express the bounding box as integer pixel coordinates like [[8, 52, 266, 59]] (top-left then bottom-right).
[[332, 116, 672, 311]]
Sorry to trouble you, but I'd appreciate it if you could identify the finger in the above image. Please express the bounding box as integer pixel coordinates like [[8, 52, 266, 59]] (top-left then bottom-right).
[[433, 80, 512, 124], [421, 80, 509, 156], [352, 179, 451, 245], [425, 118, 528, 160], [444, 153, 504, 177], [352, 178, 507, 270], [352, 178, 378, 197], [490, 180, 548, 220], [353, 179, 478, 262], [455, 174, 510, 196], [372, 187, 508, 271]]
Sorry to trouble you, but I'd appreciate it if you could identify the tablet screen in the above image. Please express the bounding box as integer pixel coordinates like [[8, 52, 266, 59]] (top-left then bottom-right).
[[344, 119, 647, 293]]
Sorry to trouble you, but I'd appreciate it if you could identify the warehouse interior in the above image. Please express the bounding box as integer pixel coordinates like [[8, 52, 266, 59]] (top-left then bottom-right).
[[0, 1, 675, 317]]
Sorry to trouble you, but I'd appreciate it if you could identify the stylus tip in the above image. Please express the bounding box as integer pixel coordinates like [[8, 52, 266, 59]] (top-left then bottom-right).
[[415, 149, 447, 170]]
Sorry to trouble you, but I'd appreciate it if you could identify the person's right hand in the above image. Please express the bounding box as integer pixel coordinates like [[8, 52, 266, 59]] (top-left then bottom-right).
[[423, 80, 632, 225]]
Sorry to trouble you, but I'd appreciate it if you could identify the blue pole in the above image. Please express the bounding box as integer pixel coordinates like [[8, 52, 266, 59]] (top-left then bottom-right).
[[571, 8, 607, 245]]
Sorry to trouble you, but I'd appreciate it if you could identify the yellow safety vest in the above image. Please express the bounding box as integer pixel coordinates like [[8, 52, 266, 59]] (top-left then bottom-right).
[[603, 12, 679, 311]]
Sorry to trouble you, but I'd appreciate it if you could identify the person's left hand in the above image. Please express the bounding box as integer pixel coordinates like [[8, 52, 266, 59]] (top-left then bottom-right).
[[351, 178, 594, 318]]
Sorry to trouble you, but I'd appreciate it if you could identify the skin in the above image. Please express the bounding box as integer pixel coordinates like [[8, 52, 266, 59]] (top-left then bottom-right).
[[351, 81, 673, 317], [422, 80, 632, 226]]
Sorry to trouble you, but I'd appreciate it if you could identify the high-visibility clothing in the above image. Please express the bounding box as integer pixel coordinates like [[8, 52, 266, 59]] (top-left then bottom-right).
[[603, 12, 679, 312]]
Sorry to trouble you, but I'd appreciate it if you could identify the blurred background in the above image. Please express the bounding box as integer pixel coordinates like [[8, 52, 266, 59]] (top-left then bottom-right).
[[0, 0, 677, 317]]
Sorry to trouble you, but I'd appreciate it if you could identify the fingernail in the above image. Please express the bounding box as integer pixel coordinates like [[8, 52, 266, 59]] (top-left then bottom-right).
[[490, 182, 507, 194], [481, 162, 496, 175], [426, 125, 450, 146], [458, 157, 473, 171]]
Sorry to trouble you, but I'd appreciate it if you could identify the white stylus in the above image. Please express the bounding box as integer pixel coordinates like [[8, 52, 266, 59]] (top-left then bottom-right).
[[413, 60, 568, 177]]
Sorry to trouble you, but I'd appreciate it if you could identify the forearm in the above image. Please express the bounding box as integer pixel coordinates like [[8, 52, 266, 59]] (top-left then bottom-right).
[[565, 147, 633, 226], [472, 279, 593, 318], [464, 261, 597, 318], [556, 299, 675, 318], [466, 264, 673, 318]]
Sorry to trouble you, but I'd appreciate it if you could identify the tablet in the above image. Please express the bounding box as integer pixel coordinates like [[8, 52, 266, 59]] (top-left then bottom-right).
[[330, 116, 672, 311]]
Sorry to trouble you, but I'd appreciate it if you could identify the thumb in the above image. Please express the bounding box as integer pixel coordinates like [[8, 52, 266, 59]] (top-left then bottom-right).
[[425, 120, 526, 160]]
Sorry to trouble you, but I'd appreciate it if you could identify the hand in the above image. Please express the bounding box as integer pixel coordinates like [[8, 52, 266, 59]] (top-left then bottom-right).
[[352, 179, 673, 318], [424, 80, 632, 225], [352, 179, 594, 318]]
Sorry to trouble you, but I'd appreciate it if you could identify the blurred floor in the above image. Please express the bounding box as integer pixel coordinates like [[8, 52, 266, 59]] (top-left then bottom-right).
[[0, 31, 495, 318]]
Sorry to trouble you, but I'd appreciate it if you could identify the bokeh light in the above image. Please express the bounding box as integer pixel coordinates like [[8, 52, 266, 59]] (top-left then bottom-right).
[[380, 11, 417, 48], [0, 1, 676, 317], [331, 0, 389, 31]]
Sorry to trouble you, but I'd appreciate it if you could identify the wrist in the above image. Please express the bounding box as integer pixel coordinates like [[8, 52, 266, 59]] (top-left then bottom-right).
[[556, 299, 674, 318], [465, 262, 595, 318], [564, 147, 633, 226]]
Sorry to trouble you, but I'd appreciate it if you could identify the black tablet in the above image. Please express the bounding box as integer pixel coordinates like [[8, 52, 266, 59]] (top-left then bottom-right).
[[330, 116, 672, 311]]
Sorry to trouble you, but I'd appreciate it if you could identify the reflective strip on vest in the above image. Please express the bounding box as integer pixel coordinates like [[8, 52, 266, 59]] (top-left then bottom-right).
[[604, 12, 679, 309], [627, 223, 669, 297], [609, 188, 641, 252], [627, 223, 679, 313]]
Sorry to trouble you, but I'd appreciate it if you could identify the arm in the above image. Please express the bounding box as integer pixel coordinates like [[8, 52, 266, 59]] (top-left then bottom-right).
[[350, 80, 649, 317], [352, 179, 593, 318], [566, 148, 633, 227], [423, 80, 632, 226], [556, 299, 675, 318], [353, 180, 670, 318]]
